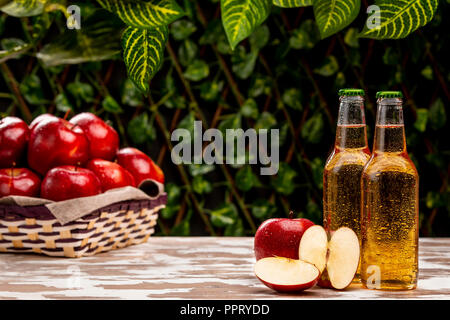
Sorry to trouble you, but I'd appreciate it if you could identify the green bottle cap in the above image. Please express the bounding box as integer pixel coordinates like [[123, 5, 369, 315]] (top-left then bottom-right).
[[376, 91, 403, 99], [338, 89, 365, 97]]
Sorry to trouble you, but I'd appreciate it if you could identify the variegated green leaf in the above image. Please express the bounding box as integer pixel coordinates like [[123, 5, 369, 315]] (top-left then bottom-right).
[[97, 0, 184, 29], [122, 25, 169, 93], [273, 0, 312, 8], [313, 0, 360, 39], [1, 0, 46, 17], [37, 10, 123, 67], [359, 0, 439, 39], [221, 0, 272, 50], [0, 42, 31, 63]]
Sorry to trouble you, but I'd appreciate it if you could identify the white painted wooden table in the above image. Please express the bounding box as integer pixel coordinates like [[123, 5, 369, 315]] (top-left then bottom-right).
[[0, 237, 448, 300]]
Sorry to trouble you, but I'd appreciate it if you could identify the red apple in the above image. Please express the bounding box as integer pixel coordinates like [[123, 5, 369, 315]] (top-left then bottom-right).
[[70, 112, 119, 161], [86, 158, 135, 192], [116, 147, 164, 185], [0, 168, 41, 198], [0, 117, 30, 168], [254, 257, 319, 292], [29, 113, 58, 131], [40, 166, 102, 201], [254, 214, 315, 261], [28, 118, 90, 175]]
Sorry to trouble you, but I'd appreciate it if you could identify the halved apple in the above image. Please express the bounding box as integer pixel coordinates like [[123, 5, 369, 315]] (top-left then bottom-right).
[[299, 226, 360, 290], [254, 257, 320, 292]]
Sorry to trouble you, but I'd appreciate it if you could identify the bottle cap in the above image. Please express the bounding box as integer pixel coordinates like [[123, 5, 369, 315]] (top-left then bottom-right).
[[338, 89, 365, 97], [376, 91, 403, 99]]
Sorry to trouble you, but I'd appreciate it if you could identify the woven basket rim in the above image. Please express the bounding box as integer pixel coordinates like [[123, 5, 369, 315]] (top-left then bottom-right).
[[0, 193, 167, 222]]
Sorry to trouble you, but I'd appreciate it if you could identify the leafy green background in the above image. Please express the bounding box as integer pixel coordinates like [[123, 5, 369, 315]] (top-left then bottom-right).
[[0, 0, 449, 236]]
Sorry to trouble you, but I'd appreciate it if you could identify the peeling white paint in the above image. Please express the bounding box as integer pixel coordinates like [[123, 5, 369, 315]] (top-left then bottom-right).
[[0, 237, 448, 300]]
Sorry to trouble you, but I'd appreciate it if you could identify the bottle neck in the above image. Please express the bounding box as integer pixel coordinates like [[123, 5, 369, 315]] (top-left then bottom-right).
[[374, 98, 406, 153], [335, 96, 368, 149]]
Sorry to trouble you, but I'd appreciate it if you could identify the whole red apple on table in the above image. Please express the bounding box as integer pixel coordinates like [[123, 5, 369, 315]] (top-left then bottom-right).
[[86, 159, 135, 192], [0, 168, 41, 198], [116, 147, 164, 186], [40, 166, 102, 202], [0, 117, 30, 168], [70, 112, 119, 161], [254, 214, 315, 261], [27, 118, 90, 175]]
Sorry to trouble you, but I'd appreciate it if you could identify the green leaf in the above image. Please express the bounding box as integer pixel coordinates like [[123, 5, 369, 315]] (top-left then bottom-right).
[[221, 0, 272, 50], [97, 0, 184, 29], [183, 59, 209, 81], [178, 39, 198, 66], [235, 166, 260, 191], [188, 164, 215, 176], [301, 113, 324, 143], [54, 92, 73, 113], [254, 111, 277, 130], [271, 162, 297, 195], [273, 0, 312, 8], [19, 74, 46, 105], [429, 98, 446, 130], [289, 20, 320, 50], [128, 112, 156, 144], [414, 108, 428, 132], [313, 0, 360, 39], [224, 218, 245, 236], [314, 55, 339, 77], [36, 10, 123, 67], [0, 38, 30, 63], [161, 183, 181, 219], [200, 81, 224, 101], [251, 198, 276, 219], [240, 98, 259, 119], [170, 19, 197, 40], [231, 46, 258, 80], [121, 78, 144, 107], [1, 0, 46, 17], [310, 157, 324, 189], [421, 65, 433, 80], [192, 175, 213, 194], [122, 25, 169, 93], [170, 210, 191, 236], [248, 74, 272, 97], [359, 0, 439, 39], [102, 95, 123, 113], [282, 88, 303, 110], [249, 24, 270, 51], [209, 203, 238, 228], [344, 27, 359, 48], [67, 81, 94, 104]]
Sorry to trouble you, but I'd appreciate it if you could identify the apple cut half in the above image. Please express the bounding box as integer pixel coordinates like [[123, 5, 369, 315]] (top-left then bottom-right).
[[254, 257, 320, 292], [299, 226, 360, 290]]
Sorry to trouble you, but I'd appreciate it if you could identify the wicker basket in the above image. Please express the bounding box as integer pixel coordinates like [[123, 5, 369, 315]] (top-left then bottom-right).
[[0, 194, 166, 258]]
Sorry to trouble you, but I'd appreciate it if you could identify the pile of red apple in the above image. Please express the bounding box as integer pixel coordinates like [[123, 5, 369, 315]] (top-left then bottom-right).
[[0, 113, 164, 201], [253, 214, 360, 292]]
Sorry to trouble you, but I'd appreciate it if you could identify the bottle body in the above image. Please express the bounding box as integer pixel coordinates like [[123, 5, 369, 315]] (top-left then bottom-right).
[[360, 96, 419, 290], [323, 93, 370, 282]]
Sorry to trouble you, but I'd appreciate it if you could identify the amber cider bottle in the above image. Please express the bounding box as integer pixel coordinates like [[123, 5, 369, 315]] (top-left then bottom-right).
[[361, 91, 419, 290], [323, 89, 371, 282]]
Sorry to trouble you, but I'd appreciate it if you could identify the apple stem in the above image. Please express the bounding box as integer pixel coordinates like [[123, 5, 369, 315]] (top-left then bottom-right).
[[63, 109, 72, 121], [289, 211, 294, 219]]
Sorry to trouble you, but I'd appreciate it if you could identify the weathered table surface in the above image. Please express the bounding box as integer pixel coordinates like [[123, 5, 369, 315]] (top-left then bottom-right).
[[0, 237, 448, 300]]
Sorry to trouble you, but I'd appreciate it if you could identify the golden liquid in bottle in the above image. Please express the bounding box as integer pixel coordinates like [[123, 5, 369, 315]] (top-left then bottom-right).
[[361, 125, 419, 290], [323, 125, 371, 282]]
